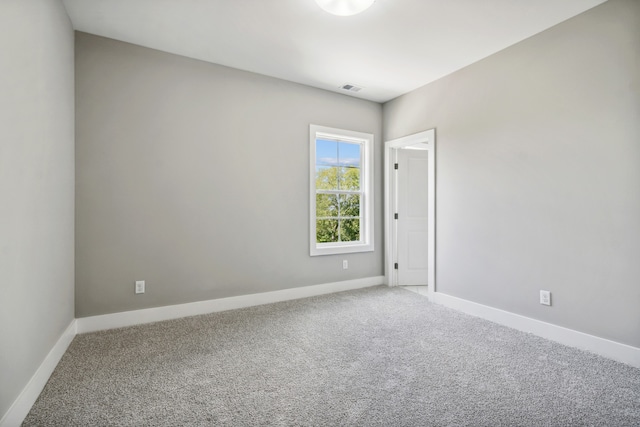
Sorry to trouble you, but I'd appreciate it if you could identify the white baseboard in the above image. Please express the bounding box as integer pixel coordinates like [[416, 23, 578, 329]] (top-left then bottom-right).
[[5, 281, 635, 427], [0, 320, 77, 427], [77, 276, 385, 334], [1, 277, 383, 425], [432, 292, 640, 369]]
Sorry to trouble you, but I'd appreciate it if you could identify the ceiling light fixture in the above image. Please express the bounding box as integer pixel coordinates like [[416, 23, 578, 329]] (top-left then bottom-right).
[[314, 0, 376, 16]]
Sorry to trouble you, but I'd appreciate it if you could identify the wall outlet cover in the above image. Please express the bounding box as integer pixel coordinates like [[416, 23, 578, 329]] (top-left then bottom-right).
[[540, 290, 551, 306], [135, 280, 145, 294]]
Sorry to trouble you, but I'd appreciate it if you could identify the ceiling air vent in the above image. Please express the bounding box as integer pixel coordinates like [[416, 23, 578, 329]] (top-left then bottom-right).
[[340, 83, 362, 93]]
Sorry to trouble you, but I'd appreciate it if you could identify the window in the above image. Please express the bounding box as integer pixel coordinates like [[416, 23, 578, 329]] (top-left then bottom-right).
[[310, 125, 374, 256]]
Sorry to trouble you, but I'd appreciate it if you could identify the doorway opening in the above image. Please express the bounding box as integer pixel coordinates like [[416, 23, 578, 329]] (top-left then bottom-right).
[[384, 129, 436, 300]]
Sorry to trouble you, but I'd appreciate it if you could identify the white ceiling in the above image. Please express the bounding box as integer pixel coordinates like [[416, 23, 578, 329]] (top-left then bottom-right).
[[62, 0, 607, 103]]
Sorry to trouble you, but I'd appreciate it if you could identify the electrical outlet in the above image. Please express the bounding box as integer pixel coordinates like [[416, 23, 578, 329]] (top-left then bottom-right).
[[540, 290, 551, 306], [135, 280, 145, 294], [342, 260, 348, 270]]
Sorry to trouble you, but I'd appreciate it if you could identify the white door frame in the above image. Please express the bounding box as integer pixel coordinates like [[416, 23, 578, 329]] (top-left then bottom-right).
[[384, 129, 436, 300]]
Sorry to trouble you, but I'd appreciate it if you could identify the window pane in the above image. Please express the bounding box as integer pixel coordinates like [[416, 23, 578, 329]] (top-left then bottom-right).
[[338, 142, 360, 167], [316, 194, 338, 218], [316, 166, 339, 190], [317, 219, 339, 243], [340, 219, 360, 242], [311, 126, 373, 255], [339, 166, 360, 191], [316, 139, 338, 166], [339, 194, 360, 217]]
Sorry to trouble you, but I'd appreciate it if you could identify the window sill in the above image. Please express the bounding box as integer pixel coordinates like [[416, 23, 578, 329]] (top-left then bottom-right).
[[310, 243, 374, 257]]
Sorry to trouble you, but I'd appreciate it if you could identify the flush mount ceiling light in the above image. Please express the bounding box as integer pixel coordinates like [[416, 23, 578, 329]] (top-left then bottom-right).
[[315, 0, 376, 16]]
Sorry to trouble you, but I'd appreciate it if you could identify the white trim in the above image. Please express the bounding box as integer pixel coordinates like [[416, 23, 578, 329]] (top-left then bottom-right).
[[77, 276, 385, 334], [3, 280, 638, 427], [384, 129, 436, 301], [0, 276, 380, 424], [310, 124, 374, 256], [0, 320, 77, 427], [432, 292, 640, 369]]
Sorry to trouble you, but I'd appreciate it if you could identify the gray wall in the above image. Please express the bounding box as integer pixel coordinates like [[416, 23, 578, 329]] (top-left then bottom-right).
[[0, 0, 75, 420], [75, 33, 383, 317], [383, 0, 640, 347]]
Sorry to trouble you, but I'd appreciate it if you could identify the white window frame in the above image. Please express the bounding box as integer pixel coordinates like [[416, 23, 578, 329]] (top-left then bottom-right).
[[310, 124, 374, 256]]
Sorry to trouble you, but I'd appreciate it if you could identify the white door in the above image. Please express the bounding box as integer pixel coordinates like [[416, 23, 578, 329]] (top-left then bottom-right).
[[396, 149, 429, 286]]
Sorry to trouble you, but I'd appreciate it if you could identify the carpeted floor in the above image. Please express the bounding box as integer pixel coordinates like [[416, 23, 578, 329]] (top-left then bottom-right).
[[24, 286, 640, 426]]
